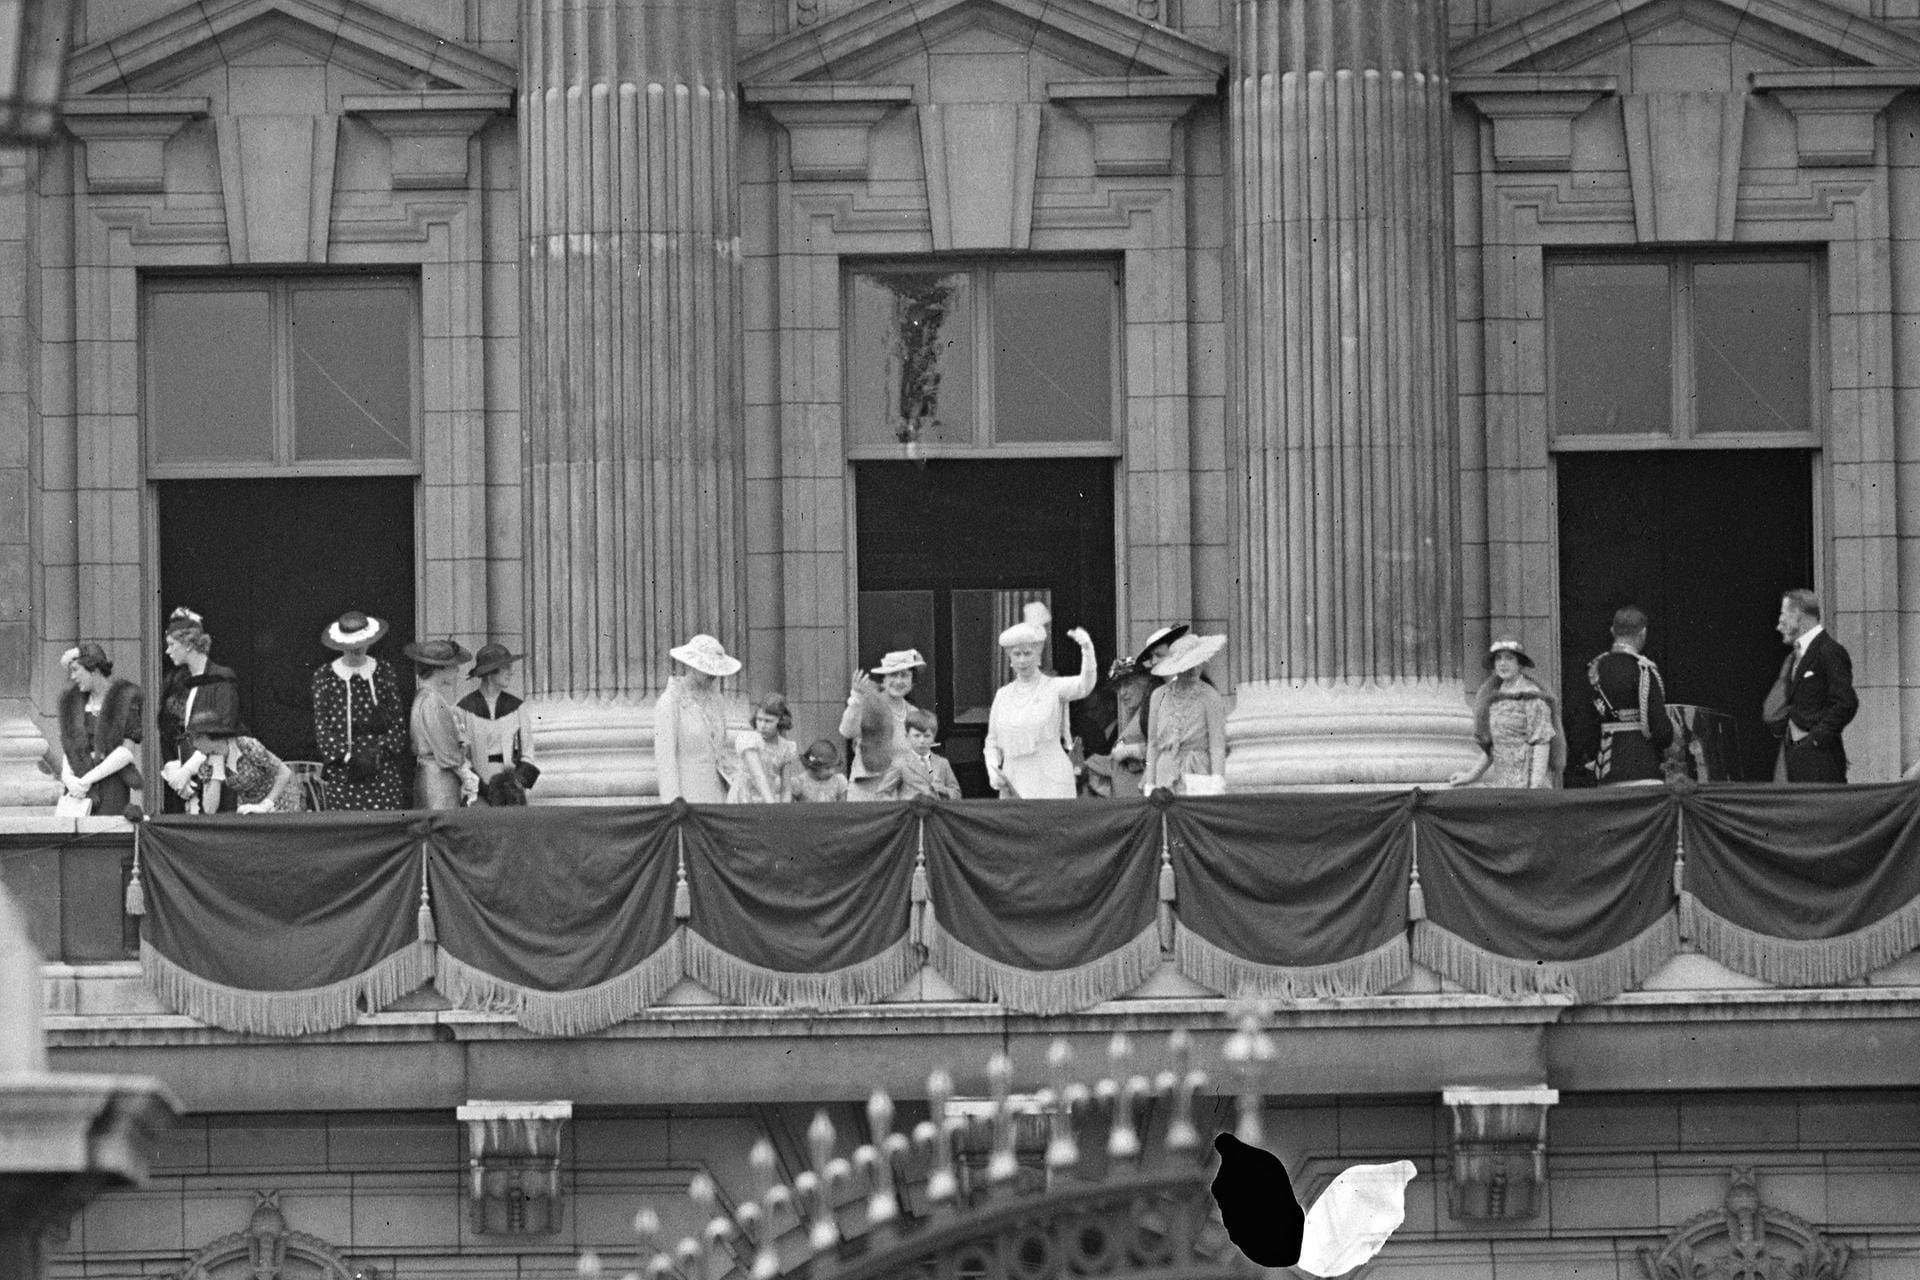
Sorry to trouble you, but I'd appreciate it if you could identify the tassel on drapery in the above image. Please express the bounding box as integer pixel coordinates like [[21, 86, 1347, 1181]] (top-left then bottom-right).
[[416, 842, 436, 945], [1679, 891, 1920, 988], [1172, 924, 1410, 999], [1157, 812, 1176, 954], [909, 816, 930, 954], [1406, 822, 1425, 922], [683, 930, 918, 1011], [124, 817, 146, 917], [1410, 913, 1680, 1003], [435, 932, 687, 1037], [924, 915, 1161, 1016], [141, 937, 432, 1036], [673, 828, 691, 922]]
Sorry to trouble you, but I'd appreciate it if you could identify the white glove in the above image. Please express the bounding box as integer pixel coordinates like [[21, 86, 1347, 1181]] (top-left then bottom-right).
[[1296, 1161, 1418, 1278], [236, 801, 268, 815]]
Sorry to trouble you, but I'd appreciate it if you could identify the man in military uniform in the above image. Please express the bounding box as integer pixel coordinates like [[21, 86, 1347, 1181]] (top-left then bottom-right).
[[1585, 605, 1673, 785]]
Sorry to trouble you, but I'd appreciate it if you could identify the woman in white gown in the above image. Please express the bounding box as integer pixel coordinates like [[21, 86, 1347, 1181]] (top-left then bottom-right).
[[983, 605, 1098, 799]]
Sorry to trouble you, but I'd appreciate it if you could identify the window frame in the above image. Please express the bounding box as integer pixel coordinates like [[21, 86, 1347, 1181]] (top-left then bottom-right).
[[142, 273, 423, 479], [1546, 250, 1826, 452], [842, 256, 1125, 461]]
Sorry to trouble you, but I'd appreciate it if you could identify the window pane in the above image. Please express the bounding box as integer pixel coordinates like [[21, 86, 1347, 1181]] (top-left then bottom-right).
[[148, 289, 275, 464], [291, 285, 414, 460], [846, 269, 974, 447], [1693, 261, 1811, 434], [992, 268, 1113, 443], [1551, 263, 1672, 435]]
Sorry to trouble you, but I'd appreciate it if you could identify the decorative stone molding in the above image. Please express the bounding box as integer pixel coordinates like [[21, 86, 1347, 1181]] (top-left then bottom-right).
[[1048, 77, 1216, 177], [458, 1101, 574, 1235], [919, 103, 1042, 251], [61, 96, 209, 194], [1456, 74, 1616, 172], [1750, 71, 1920, 167], [174, 1192, 371, 1280], [1441, 1086, 1558, 1222], [343, 92, 512, 190], [1622, 91, 1746, 242], [1638, 1168, 1852, 1280], [744, 84, 912, 182]]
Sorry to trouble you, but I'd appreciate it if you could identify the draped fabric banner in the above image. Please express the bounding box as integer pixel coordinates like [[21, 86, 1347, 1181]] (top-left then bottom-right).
[[427, 806, 682, 1035], [920, 798, 1162, 1014], [1168, 792, 1414, 998], [1681, 783, 1920, 985], [138, 813, 429, 1035], [681, 802, 918, 1007], [1411, 788, 1679, 1002]]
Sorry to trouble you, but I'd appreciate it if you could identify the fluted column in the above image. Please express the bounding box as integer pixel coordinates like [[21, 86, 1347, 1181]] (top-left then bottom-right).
[[520, 0, 747, 801], [1224, 0, 1480, 787]]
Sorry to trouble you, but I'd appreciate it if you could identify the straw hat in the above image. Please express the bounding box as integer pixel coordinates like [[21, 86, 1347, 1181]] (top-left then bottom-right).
[[404, 638, 473, 669], [872, 649, 927, 676], [469, 642, 524, 679], [1151, 633, 1226, 678], [1485, 636, 1536, 668], [670, 634, 742, 677], [998, 621, 1048, 648], [322, 611, 389, 652]]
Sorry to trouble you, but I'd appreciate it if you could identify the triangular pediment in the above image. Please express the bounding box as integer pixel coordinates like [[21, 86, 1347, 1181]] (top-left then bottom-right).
[[740, 0, 1225, 87], [67, 0, 516, 96], [1454, 0, 1920, 74]]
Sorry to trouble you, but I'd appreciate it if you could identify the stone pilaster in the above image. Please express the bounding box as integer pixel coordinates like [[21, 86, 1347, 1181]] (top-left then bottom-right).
[[520, 0, 748, 801], [1224, 0, 1480, 787]]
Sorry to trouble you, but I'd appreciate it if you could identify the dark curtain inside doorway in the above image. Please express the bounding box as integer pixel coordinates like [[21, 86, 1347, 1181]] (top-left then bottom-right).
[[1557, 451, 1814, 783], [157, 477, 417, 763], [856, 458, 1117, 797]]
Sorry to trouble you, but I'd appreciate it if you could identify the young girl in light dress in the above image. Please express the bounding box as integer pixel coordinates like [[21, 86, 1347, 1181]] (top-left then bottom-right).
[[729, 693, 799, 803]]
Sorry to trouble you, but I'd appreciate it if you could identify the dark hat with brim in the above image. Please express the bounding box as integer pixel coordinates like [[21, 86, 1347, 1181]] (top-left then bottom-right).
[[404, 638, 473, 669], [1133, 624, 1190, 670], [323, 611, 389, 652], [187, 705, 247, 739], [469, 642, 525, 679]]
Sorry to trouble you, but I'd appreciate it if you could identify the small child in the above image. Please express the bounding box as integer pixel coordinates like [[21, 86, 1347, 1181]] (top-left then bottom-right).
[[877, 708, 961, 801], [729, 693, 799, 803], [791, 738, 849, 802]]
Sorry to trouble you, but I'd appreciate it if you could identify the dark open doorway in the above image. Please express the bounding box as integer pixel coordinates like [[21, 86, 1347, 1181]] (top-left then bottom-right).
[[855, 458, 1116, 797], [156, 477, 417, 762], [1556, 450, 1814, 783]]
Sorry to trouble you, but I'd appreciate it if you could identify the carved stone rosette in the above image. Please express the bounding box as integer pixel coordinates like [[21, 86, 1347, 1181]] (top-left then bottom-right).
[[1639, 1169, 1852, 1280]]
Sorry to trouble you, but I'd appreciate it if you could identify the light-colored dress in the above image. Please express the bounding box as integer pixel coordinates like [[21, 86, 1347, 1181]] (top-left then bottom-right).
[[411, 686, 470, 810], [219, 737, 303, 812], [729, 731, 797, 803], [1145, 680, 1228, 793], [1471, 685, 1557, 789], [792, 770, 849, 802], [655, 677, 738, 803], [985, 667, 1097, 799]]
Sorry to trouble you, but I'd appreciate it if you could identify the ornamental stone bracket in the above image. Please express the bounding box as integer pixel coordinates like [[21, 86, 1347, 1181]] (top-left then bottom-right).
[[343, 92, 513, 190], [743, 83, 913, 182], [1455, 74, 1617, 172], [1048, 76, 1217, 176], [173, 1192, 373, 1280], [1639, 1168, 1853, 1280], [458, 1100, 574, 1236], [1441, 1086, 1558, 1222], [62, 95, 211, 194], [1749, 70, 1920, 167]]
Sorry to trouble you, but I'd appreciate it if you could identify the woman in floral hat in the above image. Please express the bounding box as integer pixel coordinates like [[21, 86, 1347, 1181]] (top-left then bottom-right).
[[654, 634, 743, 803]]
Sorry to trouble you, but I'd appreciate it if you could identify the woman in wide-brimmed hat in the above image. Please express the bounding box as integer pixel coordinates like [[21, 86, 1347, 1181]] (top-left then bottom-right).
[[406, 638, 479, 810], [186, 703, 302, 814], [1084, 623, 1190, 798], [459, 643, 539, 793], [1145, 633, 1229, 795], [984, 602, 1099, 799], [654, 634, 743, 803], [1450, 636, 1564, 789], [310, 610, 409, 810], [839, 647, 928, 801], [156, 607, 241, 813]]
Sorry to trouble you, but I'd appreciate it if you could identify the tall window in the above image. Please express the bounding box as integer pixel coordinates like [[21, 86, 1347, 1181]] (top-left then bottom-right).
[[1549, 255, 1819, 445], [844, 260, 1120, 454], [145, 275, 419, 475]]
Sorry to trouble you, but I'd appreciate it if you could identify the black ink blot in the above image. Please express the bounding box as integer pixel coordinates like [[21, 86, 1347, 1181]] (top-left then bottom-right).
[[1210, 1132, 1306, 1267]]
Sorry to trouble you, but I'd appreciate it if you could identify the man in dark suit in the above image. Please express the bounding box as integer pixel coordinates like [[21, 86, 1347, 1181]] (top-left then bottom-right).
[[1768, 588, 1857, 783]]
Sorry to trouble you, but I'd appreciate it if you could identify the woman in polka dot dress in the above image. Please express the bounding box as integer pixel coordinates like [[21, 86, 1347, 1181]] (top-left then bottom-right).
[[311, 611, 410, 810]]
